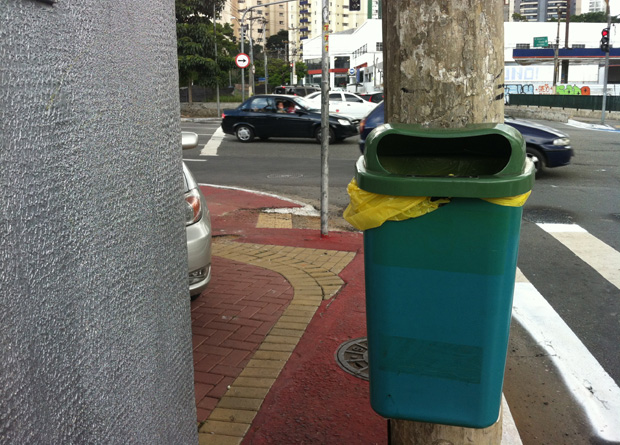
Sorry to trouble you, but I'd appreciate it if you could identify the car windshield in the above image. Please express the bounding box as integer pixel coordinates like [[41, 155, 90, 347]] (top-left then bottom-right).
[[293, 97, 318, 111]]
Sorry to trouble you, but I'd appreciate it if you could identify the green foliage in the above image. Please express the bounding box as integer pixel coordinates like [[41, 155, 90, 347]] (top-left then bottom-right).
[[256, 58, 289, 86], [570, 11, 619, 23], [295, 61, 308, 81], [266, 30, 289, 55], [176, 1, 239, 96], [512, 13, 528, 22], [176, 0, 226, 24]]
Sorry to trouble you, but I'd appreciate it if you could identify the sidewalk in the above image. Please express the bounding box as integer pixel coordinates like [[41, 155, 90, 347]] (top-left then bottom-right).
[[192, 184, 522, 445]]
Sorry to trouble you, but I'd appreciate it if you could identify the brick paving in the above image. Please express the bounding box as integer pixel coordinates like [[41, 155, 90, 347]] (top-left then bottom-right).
[[191, 256, 294, 422], [193, 239, 356, 444]]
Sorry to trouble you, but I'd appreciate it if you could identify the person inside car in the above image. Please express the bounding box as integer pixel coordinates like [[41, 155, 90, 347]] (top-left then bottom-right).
[[277, 101, 286, 113]]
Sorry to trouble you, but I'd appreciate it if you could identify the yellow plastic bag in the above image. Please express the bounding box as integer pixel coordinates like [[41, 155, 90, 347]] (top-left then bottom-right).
[[343, 179, 450, 231], [343, 179, 531, 231], [483, 191, 531, 207]]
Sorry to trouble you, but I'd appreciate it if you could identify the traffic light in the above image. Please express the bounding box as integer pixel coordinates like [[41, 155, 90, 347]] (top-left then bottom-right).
[[600, 28, 610, 53], [349, 0, 360, 11]]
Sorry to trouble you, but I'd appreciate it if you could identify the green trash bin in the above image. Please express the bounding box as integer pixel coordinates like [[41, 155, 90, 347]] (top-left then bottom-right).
[[351, 122, 535, 428]]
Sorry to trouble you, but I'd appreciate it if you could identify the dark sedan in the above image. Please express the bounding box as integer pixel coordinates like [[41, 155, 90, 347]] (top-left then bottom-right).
[[221, 94, 358, 144], [358, 102, 573, 175]]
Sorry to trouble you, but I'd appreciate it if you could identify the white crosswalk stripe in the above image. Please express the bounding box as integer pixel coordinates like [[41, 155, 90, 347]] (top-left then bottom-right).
[[538, 223, 620, 290], [200, 127, 224, 156], [513, 224, 620, 442]]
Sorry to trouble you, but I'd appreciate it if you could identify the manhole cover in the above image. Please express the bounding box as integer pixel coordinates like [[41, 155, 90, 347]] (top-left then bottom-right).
[[335, 337, 369, 380]]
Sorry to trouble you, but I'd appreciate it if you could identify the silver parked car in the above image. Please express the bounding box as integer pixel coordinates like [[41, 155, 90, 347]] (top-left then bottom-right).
[[182, 132, 212, 297]]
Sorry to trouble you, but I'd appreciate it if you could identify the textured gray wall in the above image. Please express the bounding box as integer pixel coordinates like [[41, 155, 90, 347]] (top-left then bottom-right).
[[1, 1, 198, 443]]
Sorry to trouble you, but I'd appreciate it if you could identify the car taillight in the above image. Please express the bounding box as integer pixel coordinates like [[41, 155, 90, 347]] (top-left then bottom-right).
[[185, 189, 202, 225], [221, 112, 226, 118], [359, 117, 366, 134]]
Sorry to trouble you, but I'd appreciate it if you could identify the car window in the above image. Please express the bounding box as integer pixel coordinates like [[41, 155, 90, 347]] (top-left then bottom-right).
[[245, 97, 271, 112], [292, 96, 315, 110], [345, 94, 363, 103], [329, 93, 342, 100]]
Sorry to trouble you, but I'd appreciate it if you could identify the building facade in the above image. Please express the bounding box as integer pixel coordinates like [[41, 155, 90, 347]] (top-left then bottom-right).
[[221, 0, 290, 45], [516, 0, 585, 21], [302, 21, 619, 94]]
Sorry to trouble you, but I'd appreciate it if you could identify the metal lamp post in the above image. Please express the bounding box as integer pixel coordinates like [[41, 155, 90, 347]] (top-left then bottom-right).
[[240, 0, 296, 101]]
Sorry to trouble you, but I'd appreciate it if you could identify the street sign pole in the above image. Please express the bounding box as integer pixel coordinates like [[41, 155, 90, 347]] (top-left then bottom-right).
[[320, 0, 329, 236], [601, 0, 611, 125]]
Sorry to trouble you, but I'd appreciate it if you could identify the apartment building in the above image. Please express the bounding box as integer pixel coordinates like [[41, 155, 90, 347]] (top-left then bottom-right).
[[288, 1, 378, 61], [516, 0, 585, 21], [220, 0, 290, 45]]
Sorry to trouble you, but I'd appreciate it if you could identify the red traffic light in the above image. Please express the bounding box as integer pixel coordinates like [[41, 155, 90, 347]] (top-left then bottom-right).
[[600, 27, 610, 52]]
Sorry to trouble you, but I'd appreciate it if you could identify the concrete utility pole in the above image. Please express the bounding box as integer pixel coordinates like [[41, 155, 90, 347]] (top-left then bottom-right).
[[383, 0, 504, 129], [383, 0, 504, 441]]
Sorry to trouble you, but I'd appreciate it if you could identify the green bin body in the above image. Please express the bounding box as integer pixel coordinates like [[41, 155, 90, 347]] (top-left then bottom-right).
[[356, 123, 535, 428]]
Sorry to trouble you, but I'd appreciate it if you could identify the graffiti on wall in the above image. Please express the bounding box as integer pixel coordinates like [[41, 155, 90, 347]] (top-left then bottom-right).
[[506, 83, 592, 97], [506, 84, 535, 95], [556, 85, 591, 95]]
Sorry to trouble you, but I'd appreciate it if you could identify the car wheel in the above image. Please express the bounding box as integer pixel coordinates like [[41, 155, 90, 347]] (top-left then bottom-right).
[[526, 146, 546, 177], [314, 127, 335, 144], [235, 125, 254, 142]]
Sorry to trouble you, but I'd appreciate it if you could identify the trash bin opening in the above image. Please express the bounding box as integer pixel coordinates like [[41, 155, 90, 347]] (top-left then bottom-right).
[[376, 133, 512, 177]]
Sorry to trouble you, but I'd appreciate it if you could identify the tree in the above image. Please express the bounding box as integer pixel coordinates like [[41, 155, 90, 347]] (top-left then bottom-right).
[[570, 11, 619, 23], [266, 30, 289, 58], [512, 13, 528, 22], [295, 61, 308, 83], [176, 0, 237, 102], [176, 0, 226, 24]]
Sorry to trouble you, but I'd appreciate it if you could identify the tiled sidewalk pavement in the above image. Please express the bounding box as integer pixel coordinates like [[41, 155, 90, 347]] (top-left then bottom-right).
[[194, 239, 355, 444], [191, 257, 294, 421]]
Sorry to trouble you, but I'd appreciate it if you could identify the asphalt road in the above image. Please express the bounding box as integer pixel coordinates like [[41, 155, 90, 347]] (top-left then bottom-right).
[[181, 117, 620, 444]]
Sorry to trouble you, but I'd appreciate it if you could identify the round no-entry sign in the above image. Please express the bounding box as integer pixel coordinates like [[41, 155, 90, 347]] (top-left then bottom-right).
[[235, 53, 250, 69]]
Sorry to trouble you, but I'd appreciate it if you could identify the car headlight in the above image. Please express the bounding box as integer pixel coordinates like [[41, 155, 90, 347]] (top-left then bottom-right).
[[553, 137, 570, 146], [338, 119, 352, 126]]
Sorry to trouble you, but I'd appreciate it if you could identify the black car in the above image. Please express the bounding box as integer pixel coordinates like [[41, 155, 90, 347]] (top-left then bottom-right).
[[358, 102, 573, 175], [221, 94, 359, 144]]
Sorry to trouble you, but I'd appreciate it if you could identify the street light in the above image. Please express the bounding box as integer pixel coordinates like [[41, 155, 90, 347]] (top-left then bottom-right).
[[552, 6, 565, 87], [239, 0, 296, 101]]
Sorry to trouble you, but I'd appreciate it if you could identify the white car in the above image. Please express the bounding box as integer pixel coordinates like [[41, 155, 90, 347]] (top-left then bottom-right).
[[182, 133, 212, 297], [304, 91, 377, 120]]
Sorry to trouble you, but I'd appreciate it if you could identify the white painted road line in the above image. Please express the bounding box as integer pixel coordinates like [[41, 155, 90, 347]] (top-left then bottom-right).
[[566, 119, 620, 132], [513, 274, 620, 442], [538, 223, 620, 290], [200, 127, 225, 156]]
